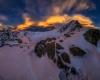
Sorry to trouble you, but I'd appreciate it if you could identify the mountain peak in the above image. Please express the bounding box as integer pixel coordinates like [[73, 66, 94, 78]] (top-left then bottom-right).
[[59, 20, 83, 33]]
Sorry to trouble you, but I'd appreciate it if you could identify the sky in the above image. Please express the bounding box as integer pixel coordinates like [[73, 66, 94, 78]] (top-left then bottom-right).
[[0, 0, 100, 27]]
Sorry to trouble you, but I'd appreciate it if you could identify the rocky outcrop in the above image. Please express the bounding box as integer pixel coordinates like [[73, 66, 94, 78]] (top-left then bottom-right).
[[0, 29, 22, 47], [69, 46, 86, 56], [34, 38, 63, 59], [59, 20, 82, 33], [84, 29, 100, 46], [34, 38, 80, 80], [34, 40, 46, 57]]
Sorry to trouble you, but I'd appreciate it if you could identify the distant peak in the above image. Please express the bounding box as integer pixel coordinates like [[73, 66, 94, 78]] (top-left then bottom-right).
[[69, 20, 80, 25], [59, 20, 83, 33]]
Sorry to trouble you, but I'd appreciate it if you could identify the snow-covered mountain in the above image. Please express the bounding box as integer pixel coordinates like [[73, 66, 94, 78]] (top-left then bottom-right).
[[0, 20, 100, 80]]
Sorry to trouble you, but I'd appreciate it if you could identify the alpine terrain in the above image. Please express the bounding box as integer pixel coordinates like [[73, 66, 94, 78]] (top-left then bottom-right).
[[0, 20, 100, 80]]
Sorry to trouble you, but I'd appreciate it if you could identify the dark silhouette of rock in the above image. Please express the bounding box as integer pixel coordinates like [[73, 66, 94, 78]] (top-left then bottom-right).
[[61, 52, 70, 64], [69, 46, 86, 56], [84, 29, 100, 46]]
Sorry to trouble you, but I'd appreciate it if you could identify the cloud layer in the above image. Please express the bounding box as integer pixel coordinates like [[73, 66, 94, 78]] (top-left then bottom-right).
[[0, 0, 96, 25], [25, 0, 95, 19]]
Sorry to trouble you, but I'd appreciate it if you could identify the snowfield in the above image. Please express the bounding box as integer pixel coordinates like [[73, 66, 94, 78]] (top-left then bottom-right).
[[0, 20, 100, 80]]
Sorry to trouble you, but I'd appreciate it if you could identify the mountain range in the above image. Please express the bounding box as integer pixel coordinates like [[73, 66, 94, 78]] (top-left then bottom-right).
[[0, 20, 100, 80]]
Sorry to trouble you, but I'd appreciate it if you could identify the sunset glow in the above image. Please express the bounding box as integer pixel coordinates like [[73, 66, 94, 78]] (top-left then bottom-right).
[[16, 14, 95, 31]]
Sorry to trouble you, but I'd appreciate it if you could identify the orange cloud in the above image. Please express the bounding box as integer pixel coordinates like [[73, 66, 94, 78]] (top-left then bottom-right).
[[72, 14, 94, 27], [16, 13, 95, 31], [16, 13, 36, 31]]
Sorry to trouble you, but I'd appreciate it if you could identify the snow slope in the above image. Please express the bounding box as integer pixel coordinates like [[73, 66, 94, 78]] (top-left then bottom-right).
[[0, 20, 100, 80]]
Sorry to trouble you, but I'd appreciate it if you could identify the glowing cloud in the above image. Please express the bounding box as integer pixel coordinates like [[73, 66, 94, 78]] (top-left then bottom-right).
[[16, 13, 36, 31], [72, 14, 94, 27], [16, 13, 95, 31], [38, 15, 70, 27], [46, 15, 68, 24]]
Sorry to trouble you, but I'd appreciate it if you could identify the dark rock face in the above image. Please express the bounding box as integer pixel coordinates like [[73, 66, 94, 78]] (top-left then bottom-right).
[[61, 52, 70, 64], [70, 67, 78, 75], [0, 30, 21, 47], [70, 21, 82, 32], [56, 55, 68, 69], [69, 46, 86, 56], [56, 43, 64, 50], [34, 38, 63, 59], [59, 40, 63, 42], [34, 38, 79, 80], [46, 41, 55, 59], [84, 29, 100, 46], [64, 33, 71, 38], [34, 40, 46, 57]]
